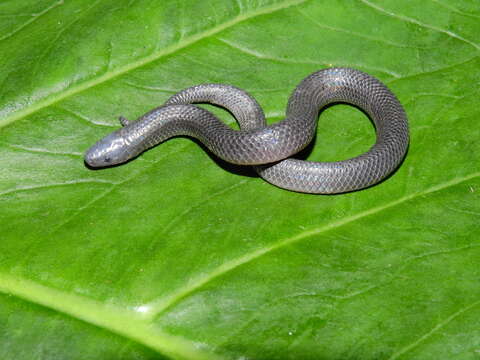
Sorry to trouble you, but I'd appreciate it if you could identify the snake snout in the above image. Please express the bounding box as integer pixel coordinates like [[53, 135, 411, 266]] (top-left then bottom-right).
[[84, 132, 130, 168]]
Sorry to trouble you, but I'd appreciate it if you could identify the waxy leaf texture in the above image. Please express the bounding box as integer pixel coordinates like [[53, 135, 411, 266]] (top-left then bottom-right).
[[0, 0, 479, 359]]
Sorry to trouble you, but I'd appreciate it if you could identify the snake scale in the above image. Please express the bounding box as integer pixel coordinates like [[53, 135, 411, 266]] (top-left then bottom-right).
[[85, 67, 409, 193]]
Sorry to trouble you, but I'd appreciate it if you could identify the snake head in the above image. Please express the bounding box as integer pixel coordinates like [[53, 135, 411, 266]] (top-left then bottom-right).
[[84, 130, 133, 167]]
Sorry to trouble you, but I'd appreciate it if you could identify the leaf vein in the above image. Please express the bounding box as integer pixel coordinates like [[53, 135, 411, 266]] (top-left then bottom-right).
[[218, 37, 402, 78], [0, 0, 309, 128], [387, 300, 480, 360], [32, 0, 102, 79], [387, 55, 479, 85], [429, 0, 480, 20], [55, 105, 117, 127], [2, 142, 82, 157], [49, 142, 194, 234], [160, 179, 249, 237], [121, 80, 179, 93], [296, 8, 431, 50], [358, 0, 480, 51], [145, 172, 480, 318], [0, 0, 64, 42], [0, 273, 222, 360], [0, 179, 116, 197]]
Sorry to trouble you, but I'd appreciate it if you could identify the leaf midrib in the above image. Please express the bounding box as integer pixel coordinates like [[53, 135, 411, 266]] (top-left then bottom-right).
[[0, 273, 223, 360], [0, 0, 308, 129], [0, 172, 477, 360], [145, 172, 480, 319]]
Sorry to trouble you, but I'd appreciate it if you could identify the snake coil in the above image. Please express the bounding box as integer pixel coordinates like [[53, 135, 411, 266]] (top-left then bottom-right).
[[85, 67, 409, 193]]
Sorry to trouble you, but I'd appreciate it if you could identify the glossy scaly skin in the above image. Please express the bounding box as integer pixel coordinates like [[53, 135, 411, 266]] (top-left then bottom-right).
[[84, 68, 409, 193]]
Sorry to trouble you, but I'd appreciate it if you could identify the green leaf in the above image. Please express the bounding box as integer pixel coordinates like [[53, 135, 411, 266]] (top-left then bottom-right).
[[0, 0, 479, 359]]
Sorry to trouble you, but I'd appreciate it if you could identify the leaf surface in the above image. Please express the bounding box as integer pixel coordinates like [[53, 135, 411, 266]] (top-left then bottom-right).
[[0, 0, 479, 359]]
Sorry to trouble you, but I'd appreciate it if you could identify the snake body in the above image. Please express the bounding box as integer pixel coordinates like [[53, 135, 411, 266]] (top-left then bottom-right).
[[85, 68, 409, 193]]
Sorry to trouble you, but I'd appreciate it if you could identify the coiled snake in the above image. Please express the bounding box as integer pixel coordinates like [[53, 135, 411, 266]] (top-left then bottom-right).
[[85, 67, 409, 193]]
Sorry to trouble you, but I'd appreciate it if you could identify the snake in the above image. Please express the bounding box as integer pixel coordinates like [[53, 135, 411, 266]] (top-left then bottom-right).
[[84, 67, 409, 193]]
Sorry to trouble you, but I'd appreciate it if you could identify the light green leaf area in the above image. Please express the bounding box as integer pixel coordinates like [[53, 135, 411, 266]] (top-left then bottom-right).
[[0, 0, 479, 359]]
